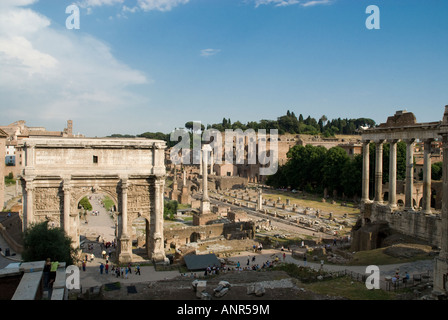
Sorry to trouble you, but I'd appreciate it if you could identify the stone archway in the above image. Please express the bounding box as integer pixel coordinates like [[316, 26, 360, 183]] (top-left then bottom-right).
[[19, 137, 168, 264]]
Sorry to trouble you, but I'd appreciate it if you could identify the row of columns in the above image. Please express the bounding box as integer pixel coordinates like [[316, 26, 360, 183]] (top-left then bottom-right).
[[361, 138, 433, 213]]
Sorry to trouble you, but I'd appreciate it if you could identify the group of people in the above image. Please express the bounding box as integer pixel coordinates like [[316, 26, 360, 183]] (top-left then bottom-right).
[[252, 243, 264, 253], [98, 261, 142, 278], [391, 268, 410, 285], [43, 258, 60, 290]]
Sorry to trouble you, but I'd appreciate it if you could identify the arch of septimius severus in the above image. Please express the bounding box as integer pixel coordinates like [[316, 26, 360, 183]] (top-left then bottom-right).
[[18, 137, 168, 264], [356, 105, 448, 295]]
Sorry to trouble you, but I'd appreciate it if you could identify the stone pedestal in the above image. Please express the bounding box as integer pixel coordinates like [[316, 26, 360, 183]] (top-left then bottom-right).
[[118, 235, 132, 263]]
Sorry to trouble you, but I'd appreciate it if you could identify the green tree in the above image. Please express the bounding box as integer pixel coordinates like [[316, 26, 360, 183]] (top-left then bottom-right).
[[341, 154, 363, 198], [322, 146, 350, 195], [22, 221, 76, 265], [431, 162, 443, 180], [79, 196, 92, 211], [164, 200, 178, 220]]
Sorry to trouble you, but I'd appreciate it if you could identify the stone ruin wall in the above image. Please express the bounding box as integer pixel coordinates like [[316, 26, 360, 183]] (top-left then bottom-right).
[[367, 202, 441, 248], [164, 220, 256, 249]]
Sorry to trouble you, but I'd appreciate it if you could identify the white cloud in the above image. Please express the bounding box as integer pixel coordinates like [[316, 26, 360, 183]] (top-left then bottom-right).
[[200, 48, 221, 57], [301, 0, 332, 7], [254, 0, 300, 7], [253, 0, 332, 8], [137, 0, 190, 12], [77, 0, 125, 8], [77, 0, 189, 13], [0, 1, 149, 134]]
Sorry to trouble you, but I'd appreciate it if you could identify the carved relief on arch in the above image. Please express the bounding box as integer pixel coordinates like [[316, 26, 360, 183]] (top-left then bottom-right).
[[34, 187, 63, 212], [127, 184, 152, 219], [98, 186, 119, 205]]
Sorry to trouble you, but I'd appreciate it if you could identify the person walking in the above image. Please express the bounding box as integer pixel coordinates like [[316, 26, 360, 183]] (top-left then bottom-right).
[[135, 264, 141, 275], [99, 263, 104, 275], [303, 254, 307, 267], [82, 260, 86, 272], [43, 258, 51, 289]]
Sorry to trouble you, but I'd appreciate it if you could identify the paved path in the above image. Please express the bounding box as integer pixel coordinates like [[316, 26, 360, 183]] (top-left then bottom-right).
[[225, 249, 434, 278], [76, 247, 434, 294], [79, 193, 116, 243]]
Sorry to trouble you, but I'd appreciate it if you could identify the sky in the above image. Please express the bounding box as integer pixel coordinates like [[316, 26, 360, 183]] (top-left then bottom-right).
[[0, 0, 447, 137]]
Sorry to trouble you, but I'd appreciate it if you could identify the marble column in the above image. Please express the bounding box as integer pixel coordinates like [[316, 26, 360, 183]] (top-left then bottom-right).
[[63, 179, 71, 236], [200, 145, 211, 214], [422, 139, 433, 214], [151, 177, 167, 263], [25, 180, 34, 230], [404, 139, 415, 211], [374, 140, 384, 204], [119, 177, 131, 263], [361, 140, 370, 203], [388, 140, 398, 209], [121, 179, 128, 236]]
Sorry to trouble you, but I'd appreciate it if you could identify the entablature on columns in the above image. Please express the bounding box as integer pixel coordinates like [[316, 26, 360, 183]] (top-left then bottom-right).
[[361, 123, 442, 143]]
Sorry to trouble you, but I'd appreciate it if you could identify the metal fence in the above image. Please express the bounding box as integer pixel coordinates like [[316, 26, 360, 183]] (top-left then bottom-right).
[[329, 269, 433, 291]]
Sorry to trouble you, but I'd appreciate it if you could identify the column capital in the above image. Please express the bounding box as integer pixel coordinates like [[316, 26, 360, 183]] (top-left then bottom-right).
[[374, 139, 385, 145], [62, 177, 72, 192], [403, 138, 416, 144], [120, 176, 129, 190], [388, 139, 399, 144]]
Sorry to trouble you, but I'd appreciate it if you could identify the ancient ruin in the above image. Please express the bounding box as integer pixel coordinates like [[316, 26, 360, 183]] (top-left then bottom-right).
[[353, 106, 448, 295], [18, 137, 168, 264]]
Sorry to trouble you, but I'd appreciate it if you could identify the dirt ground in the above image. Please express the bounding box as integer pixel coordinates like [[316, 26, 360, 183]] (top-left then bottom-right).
[[96, 270, 342, 300]]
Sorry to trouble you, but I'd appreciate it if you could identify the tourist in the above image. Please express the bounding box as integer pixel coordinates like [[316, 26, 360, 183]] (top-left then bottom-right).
[[105, 262, 109, 274], [82, 260, 86, 272], [99, 263, 104, 274], [90, 253, 95, 262], [403, 272, 410, 284], [49, 261, 59, 287], [43, 258, 51, 289], [135, 264, 141, 275], [303, 254, 307, 266], [283, 252, 286, 261], [125, 266, 129, 279]]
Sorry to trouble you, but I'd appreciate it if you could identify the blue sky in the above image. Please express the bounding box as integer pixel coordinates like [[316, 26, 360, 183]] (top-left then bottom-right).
[[1, 0, 447, 137]]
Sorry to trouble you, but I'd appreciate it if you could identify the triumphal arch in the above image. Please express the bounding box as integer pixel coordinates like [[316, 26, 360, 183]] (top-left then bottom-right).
[[18, 137, 168, 264]]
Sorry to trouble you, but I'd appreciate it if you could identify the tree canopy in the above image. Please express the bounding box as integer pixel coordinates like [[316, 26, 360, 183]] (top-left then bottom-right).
[[266, 141, 407, 199], [22, 221, 76, 265]]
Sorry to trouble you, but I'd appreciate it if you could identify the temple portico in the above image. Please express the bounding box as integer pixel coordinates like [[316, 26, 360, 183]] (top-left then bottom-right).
[[356, 106, 448, 296]]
